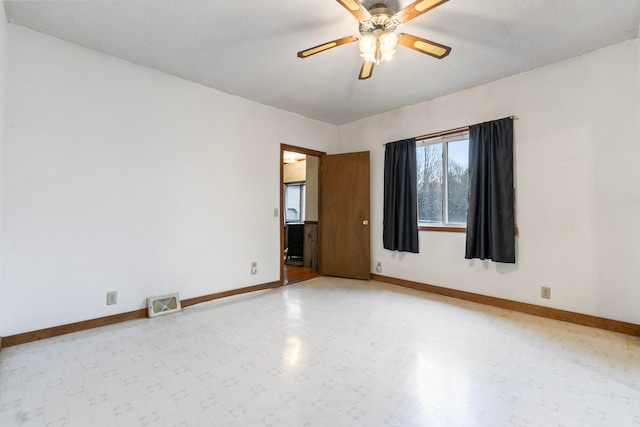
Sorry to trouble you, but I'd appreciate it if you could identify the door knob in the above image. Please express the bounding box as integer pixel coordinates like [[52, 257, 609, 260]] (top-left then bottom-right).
[[362, 220, 369, 226]]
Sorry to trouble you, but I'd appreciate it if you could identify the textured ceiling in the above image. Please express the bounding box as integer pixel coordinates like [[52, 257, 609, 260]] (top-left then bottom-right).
[[4, 0, 640, 125]]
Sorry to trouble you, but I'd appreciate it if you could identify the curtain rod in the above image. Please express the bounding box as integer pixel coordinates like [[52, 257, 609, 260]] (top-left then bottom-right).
[[384, 115, 518, 145]]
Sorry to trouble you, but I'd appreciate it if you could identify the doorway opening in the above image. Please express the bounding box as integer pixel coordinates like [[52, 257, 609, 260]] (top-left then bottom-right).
[[280, 144, 325, 285]]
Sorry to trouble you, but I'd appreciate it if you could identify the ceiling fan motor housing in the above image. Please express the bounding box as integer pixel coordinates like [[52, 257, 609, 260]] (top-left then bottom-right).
[[360, 3, 398, 35], [369, 3, 393, 16]]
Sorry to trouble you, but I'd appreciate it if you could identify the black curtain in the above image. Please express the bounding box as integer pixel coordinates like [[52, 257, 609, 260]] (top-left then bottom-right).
[[383, 138, 419, 253], [465, 117, 515, 263]]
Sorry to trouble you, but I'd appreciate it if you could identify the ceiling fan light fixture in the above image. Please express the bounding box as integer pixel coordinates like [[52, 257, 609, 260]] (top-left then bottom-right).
[[359, 31, 397, 65], [359, 34, 377, 62], [379, 32, 398, 60]]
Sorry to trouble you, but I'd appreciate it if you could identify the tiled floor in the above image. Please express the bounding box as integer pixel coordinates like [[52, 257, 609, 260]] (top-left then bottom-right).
[[1, 277, 639, 426]]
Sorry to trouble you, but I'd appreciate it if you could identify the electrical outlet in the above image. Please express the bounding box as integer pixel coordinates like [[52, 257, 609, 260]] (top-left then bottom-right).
[[376, 261, 382, 273], [251, 262, 258, 275], [106, 291, 118, 305], [541, 287, 551, 299]]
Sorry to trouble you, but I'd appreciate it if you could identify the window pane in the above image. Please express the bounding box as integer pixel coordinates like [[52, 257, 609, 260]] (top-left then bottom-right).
[[416, 143, 443, 223], [285, 184, 302, 222], [447, 139, 469, 223]]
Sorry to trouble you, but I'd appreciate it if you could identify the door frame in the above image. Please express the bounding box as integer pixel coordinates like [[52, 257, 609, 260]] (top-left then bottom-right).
[[280, 144, 326, 284]]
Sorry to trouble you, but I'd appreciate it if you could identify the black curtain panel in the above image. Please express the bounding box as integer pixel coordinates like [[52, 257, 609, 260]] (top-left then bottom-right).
[[465, 117, 515, 263], [383, 138, 419, 253]]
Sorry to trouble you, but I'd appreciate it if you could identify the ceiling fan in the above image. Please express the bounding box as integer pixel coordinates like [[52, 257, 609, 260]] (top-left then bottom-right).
[[297, 0, 451, 80]]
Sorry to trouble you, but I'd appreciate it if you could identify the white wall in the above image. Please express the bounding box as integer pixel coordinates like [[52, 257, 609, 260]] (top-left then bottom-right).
[[339, 38, 640, 325], [3, 24, 638, 337], [1, 26, 338, 336], [0, 6, 7, 340]]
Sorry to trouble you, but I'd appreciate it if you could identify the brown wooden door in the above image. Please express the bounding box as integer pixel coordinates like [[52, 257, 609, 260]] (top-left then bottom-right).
[[319, 151, 370, 279]]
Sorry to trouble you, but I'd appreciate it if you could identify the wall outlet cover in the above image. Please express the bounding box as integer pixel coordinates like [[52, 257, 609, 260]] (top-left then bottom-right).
[[106, 291, 118, 305]]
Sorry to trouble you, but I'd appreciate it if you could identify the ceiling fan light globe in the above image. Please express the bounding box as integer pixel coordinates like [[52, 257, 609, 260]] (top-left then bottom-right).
[[379, 32, 398, 51], [358, 34, 377, 56], [379, 32, 397, 61], [381, 51, 395, 62], [362, 53, 377, 63]]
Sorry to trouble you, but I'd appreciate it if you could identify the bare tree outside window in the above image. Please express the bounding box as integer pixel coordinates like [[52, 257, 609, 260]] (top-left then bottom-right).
[[416, 143, 442, 223], [417, 136, 469, 225], [447, 139, 469, 224]]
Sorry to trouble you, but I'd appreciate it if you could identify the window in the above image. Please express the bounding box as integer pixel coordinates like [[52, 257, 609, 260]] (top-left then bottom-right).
[[284, 183, 306, 223], [416, 131, 469, 227]]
